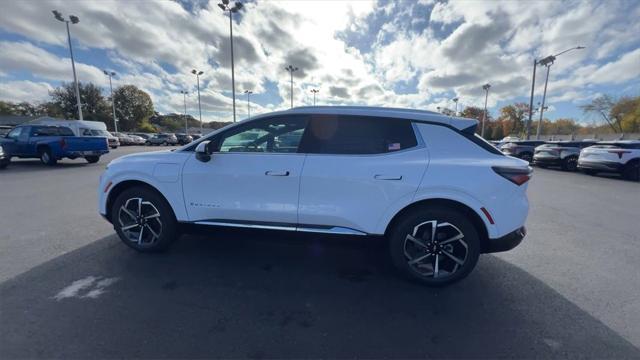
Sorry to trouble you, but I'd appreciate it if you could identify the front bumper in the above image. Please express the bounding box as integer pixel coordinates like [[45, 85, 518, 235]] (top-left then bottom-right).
[[483, 226, 526, 253], [578, 160, 622, 172]]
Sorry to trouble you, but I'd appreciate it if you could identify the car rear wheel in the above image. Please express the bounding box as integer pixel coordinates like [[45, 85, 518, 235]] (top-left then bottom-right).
[[561, 156, 578, 171], [622, 160, 640, 181], [39, 147, 57, 165], [111, 187, 178, 252], [389, 207, 480, 286]]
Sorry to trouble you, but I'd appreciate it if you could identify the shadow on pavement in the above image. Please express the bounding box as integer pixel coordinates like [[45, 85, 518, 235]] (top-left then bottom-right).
[[2, 230, 638, 358]]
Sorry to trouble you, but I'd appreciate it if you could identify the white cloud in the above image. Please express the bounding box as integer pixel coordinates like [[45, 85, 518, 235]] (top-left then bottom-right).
[[0, 80, 53, 103]]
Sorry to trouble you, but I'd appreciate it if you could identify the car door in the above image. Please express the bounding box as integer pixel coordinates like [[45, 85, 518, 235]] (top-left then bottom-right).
[[3, 127, 23, 156], [297, 115, 428, 234], [182, 115, 309, 227]]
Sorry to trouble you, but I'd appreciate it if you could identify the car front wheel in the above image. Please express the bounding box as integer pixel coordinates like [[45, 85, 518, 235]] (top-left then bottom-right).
[[111, 187, 178, 252], [389, 207, 481, 286]]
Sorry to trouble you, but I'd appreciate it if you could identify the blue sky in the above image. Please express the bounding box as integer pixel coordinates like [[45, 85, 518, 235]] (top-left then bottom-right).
[[0, 0, 639, 124]]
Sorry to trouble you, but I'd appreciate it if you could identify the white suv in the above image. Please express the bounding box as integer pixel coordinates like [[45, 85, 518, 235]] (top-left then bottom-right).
[[578, 140, 640, 181], [99, 107, 530, 286]]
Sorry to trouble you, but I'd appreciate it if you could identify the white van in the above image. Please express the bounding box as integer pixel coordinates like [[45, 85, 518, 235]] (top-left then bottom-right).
[[33, 118, 119, 148]]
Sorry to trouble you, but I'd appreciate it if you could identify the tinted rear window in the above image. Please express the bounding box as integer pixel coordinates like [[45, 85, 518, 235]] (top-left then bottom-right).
[[299, 115, 417, 154]]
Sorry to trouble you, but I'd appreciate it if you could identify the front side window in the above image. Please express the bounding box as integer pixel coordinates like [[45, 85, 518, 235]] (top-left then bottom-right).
[[7, 127, 22, 140], [299, 115, 417, 155], [216, 116, 308, 153]]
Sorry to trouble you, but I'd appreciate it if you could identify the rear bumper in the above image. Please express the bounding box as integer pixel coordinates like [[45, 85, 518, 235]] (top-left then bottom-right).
[[66, 150, 110, 157], [578, 160, 622, 172], [533, 157, 561, 166], [483, 226, 526, 253]]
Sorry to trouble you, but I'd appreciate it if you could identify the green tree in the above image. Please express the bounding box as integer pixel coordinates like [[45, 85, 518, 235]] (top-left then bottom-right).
[[49, 82, 110, 121], [112, 85, 154, 131], [612, 96, 640, 133]]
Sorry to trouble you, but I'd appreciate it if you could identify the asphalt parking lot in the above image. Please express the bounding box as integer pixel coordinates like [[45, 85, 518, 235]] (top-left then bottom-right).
[[1, 146, 639, 358]]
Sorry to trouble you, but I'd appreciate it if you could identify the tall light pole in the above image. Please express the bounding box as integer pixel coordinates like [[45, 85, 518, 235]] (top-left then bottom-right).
[[285, 65, 298, 108], [535, 46, 586, 139], [311, 89, 319, 106], [191, 69, 204, 133], [526, 46, 585, 139], [244, 90, 252, 119], [180, 90, 188, 134], [218, 1, 244, 123], [481, 84, 491, 138], [103, 70, 117, 132], [53, 10, 82, 120], [452, 97, 459, 116]]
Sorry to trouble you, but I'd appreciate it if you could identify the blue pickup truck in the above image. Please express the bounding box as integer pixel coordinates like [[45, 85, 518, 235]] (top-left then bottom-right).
[[0, 125, 110, 165]]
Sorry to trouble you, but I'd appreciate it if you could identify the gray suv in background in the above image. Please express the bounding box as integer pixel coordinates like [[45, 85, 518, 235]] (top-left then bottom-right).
[[146, 133, 178, 146], [499, 140, 546, 163], [533, 140, 597, 171]]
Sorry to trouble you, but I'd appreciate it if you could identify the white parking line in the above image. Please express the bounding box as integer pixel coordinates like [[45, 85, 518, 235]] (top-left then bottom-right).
[[53, 276, 119, 300]]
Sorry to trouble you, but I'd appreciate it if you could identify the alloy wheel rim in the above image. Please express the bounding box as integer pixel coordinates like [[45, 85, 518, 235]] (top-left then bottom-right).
[[118, 197, 163, 246], [403, 220, 468, 279], [42, 152, 49, 163]]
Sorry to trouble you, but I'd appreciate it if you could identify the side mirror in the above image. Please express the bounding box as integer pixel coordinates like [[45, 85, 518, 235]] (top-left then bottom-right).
[[195, 141, 211, 162]]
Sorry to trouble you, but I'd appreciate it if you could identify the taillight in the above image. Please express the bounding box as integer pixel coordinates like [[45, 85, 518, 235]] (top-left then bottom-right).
[[608, 150, 630, 159], [492, 166, 532, 186]]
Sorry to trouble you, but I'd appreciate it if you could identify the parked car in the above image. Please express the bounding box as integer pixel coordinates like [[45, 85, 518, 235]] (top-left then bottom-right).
[[0, 144, 9, 169], [34, 119, 119, 149], [99, 106, 531, 286], [127, 134, 147, 145], [578, 140, 640, 181], [175, 133, 193, 145], [533, 140, 597, 171], [146, 133, 178, 146], [500, 140, 547, 163], [112, 132, 135, 146], [1, 125, 109, 165], [190, 134, 202, 141]]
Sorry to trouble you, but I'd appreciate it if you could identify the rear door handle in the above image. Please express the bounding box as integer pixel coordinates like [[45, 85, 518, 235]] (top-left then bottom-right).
[[374, 174, 402, 180], [265, 170, 290, 176]]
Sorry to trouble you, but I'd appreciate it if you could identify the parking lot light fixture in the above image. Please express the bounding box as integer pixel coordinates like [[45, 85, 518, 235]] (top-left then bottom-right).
[[244, 90, 252, 119], [180, 90, 188, 134], [219, 1, 244, 123], [191, 69, 204, 133], [535, 46, 586, 140], [311, 89, 319, 106], [53, 10, 83, 121], [103, 70, 117, 132], [526, 45, 585, 139], [482, 84, 491, 138], [285, 65, 299, 108], [452, 97, 459, 116]]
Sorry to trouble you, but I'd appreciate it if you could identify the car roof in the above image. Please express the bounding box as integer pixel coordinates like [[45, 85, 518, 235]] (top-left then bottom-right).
[[249, 106, 478, 131]]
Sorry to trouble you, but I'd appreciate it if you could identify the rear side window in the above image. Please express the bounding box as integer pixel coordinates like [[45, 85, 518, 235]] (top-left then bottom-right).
[[300, 115, 417, 154], [32, 126, 74, 136]]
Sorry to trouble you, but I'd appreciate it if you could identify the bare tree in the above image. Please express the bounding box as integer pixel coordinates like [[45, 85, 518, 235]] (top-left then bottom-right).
[[580, 95, 622, 132]]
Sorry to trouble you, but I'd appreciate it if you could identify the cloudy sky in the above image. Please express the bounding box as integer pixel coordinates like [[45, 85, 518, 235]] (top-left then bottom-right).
[[0, 0, 638, 124]]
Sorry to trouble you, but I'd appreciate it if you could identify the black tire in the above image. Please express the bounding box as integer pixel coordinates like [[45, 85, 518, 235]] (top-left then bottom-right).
[[111, 186, 178, 252], [622, 160, 640, 181], [389, 207, 481, 287], [561, 156, 578, 172], [519, 152, 533, 163], [38, 147, 57, 165], [85, 155, 100, 163]]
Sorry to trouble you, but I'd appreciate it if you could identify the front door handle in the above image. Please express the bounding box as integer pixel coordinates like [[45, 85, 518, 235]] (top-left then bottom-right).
[[265, 170, 290, 176], [374, 174, 402, 180]]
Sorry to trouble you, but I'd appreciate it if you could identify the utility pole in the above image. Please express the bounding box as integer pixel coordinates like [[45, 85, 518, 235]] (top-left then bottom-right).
[[285, 65, 298, 108], [452, 97, 459, 116], [191, 69, 204, 133], [53, 10, 83, 120], [244, 90, 252, 119], [311, 89, 319, 106], [180, 90, 188, 134], [481, 84, 491, 138]]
